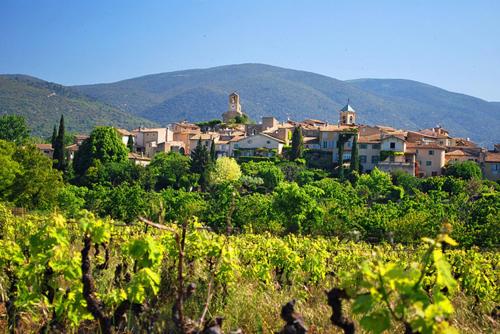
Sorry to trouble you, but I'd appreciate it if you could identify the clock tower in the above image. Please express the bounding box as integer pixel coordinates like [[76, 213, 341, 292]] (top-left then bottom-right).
[[223, 92, 243, 122]]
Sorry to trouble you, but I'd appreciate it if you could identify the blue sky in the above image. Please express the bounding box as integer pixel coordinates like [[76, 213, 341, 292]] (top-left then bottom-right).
[[1, 0, 499, 100]]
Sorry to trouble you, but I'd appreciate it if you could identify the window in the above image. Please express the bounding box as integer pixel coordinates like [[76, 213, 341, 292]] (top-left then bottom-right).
[[266, 140, 271, 144], [347, 141, 351, 148], [429, 150, 434, 155], [372, 144, 381, 149], [360, 144, 367, 149], [390, 142, 396, 149], [431, 171, 438, 176], [371, 155, 379, 164], [323, 141, 328, 149], [426, 161, 432, 166], [360, 155, 367, 163]]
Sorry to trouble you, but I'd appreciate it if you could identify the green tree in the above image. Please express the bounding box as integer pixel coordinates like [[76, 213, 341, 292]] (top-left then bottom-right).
[[272, 182, 324, 233], [241, 161, 284, 192], [190, 139, 210, 189], [208, 157, 241, 185], [443, 161, 482, 180], [209, 138, 216, 161], [290, 127, 304, 160], [51, 124, 57, 149], [0, 140, 21, 199], [127, 135, 134, 152], [0, 114, 30, 144], [73, 126, 129, 177], [10, 144, 63, 209], [52, 115, 67, 171], [148, 152, 193, 190], [349, 134, 359, 172]]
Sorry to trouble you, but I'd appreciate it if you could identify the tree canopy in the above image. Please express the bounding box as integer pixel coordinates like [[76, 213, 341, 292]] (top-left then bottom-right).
[[73, 126, 129, 177], [0, 114, 30, 144]]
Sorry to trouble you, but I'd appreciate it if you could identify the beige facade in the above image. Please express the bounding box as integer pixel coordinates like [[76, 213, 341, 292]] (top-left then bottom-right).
[[231, 133, 284, 157], [378, 153, 416, 175], [408, 143, 446, 177], [481, 150, 500, 181], [358, 141, 381, 172]]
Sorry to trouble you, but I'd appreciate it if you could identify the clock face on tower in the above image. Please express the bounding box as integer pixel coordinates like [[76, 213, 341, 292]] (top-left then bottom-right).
[[231, 103, 236, 110]]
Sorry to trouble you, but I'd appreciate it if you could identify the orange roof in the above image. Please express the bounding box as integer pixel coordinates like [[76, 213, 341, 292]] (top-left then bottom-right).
[[36, 143, 53, 150], [484, 152, 500, 163], [406, 142, 445, 150], [445, 149, 471, 157], [115, 128, 133, 136], [319, 125, 357, 132], [358, 133, 381, 143]]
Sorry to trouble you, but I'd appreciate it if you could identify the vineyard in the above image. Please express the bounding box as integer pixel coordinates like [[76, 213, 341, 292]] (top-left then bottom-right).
[[0, 128, 499, 333], [0, 204, 498, 333]]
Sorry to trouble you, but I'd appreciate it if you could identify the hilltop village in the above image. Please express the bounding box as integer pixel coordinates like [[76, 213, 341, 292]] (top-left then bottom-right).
[[37, 92, 500, 181]]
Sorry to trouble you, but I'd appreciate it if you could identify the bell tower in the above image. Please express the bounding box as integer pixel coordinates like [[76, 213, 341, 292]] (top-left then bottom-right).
[[339, 99, 356, 125], [223, 92, 243, 122]]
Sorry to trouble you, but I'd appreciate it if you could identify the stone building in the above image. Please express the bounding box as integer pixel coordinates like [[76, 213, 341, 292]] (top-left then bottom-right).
[[222, 92, 244, 123]]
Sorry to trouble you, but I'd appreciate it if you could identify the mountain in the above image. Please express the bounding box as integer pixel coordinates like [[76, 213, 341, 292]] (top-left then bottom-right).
[[0, 75, 157, 137], [74, 64, 500, 145]]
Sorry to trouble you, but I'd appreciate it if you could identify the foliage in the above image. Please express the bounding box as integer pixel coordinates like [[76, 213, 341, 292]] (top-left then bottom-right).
[[148, 152, 194, 190], [190, 139, 210, 189], [73, 126, 129, 177], [0, 114, 30, 144], [52, 114, 67, 171], [208, 157, 242, 185], [443, 161, 482, 180], [241, 161, 284, 192], [290, 127, 304, 160], [0, 142, 63, 209], [0, 75, 157, 137]]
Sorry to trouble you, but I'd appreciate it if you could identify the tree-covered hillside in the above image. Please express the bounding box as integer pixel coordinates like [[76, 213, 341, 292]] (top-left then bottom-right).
[[0, 75, 157, 137], [74, 64, 500, 145]]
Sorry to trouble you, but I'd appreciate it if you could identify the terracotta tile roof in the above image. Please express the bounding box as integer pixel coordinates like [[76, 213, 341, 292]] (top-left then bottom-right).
[[132, 127, 167, 133], [128, 153, 151, 161], [303, 137, 319, 144], [406, 142, 445, 150], [36, 143, 53, 150], [66, 144, 79, 151], [319, 125, 357, 132], [190, 133, 219, 140], [446, 149, 467, 156], [484, 152, 500, 163], [358, 133, 381, 143], [115, 128, 133, 136]]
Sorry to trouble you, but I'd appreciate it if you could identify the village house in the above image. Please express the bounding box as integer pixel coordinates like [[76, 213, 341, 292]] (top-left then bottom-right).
[[132, 127, 172, 158], [407, 142, 446, 177], [231, 133, 285, 157], [480, 144, 500, 181]]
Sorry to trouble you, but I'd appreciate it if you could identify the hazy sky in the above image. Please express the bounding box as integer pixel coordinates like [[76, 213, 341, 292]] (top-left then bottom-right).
[[1, 0, 499, 100]]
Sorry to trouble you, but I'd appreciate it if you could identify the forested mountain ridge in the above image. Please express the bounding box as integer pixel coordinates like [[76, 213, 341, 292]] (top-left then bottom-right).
[[0, 74, 157, 137], [73, 63, 500, 145], [2, 64, 499, 144]]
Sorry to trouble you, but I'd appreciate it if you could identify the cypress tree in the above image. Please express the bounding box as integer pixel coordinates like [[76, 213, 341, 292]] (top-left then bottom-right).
[[209, 138, 216, 161], [350, 134, 359, 172], [53, 115, 66, 171], [51, 125, 57, 149], [127, 135, 134, 152], [290, 127, 304, 160], [190, 139, 210, 190]]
